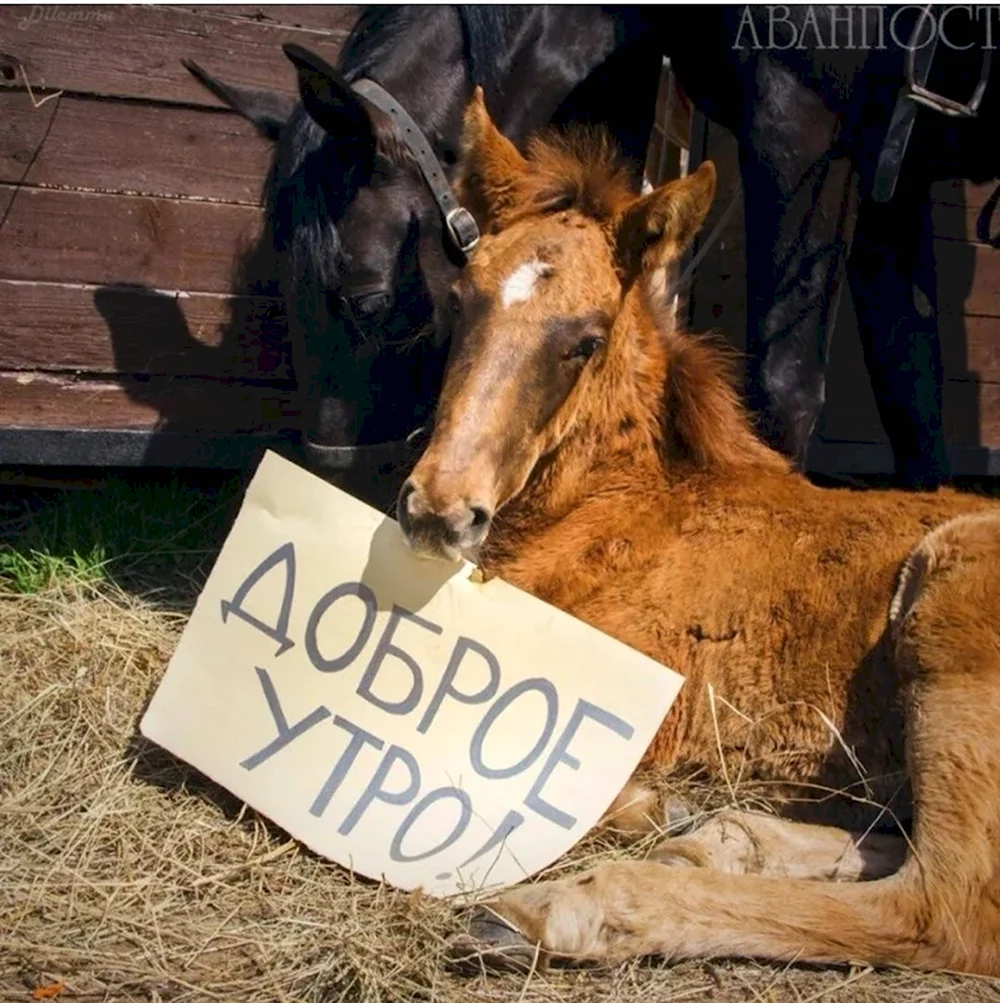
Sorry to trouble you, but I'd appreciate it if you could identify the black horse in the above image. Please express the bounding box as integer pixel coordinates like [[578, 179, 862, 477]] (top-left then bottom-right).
[[194, 5, 999, 495], [187, 5, 663, 506], [667, 5, 998, 488]]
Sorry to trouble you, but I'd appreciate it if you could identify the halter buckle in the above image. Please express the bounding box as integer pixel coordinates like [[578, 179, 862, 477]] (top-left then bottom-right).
[[445, 207, 481, 255]]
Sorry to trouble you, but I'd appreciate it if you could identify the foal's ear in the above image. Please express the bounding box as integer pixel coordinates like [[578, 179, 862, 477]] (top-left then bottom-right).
[[283, 44, 374, 147], [614, 161, 717, 283], [458, 87, 529, 225]]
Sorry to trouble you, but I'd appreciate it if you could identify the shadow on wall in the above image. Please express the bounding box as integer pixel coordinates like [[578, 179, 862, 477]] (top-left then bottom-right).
[[809, 182, 980, 476], [93, 196, 302, 469]]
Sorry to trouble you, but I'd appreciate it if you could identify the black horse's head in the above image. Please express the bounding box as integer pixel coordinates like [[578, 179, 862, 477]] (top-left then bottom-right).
[[274, 42, 470, 491], [186, 14, 475, 504], [185, 6, 660, 505]]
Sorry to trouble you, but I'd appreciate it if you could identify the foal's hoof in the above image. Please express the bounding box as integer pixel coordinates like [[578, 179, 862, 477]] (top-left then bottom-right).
[[447, 906, 541, 975]]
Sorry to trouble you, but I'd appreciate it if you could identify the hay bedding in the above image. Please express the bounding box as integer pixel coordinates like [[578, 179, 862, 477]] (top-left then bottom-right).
[[2, 584, 998, 1003]]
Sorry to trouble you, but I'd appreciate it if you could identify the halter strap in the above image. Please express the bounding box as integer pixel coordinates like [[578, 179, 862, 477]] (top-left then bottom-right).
[[352, 78, 481, 256], [304, 427, 427, 472]]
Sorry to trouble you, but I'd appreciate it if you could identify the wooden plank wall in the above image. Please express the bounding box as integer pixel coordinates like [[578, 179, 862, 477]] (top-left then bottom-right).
[[688, 120, 1000, 476], [5, 12, 995, 476], [0, 4, 359, 464]]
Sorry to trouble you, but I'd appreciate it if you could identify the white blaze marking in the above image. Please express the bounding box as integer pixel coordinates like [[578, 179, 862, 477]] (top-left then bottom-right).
[[501, 259, 552, 309]]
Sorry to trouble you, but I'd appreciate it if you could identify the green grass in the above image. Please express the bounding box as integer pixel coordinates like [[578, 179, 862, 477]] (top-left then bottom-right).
[[0, 545, 108, 594], [0, 470, 247, 601], [1, 467, 998, 601]]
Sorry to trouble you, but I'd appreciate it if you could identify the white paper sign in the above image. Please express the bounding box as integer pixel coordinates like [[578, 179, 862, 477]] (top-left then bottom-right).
[[141, 451, 684, 896]]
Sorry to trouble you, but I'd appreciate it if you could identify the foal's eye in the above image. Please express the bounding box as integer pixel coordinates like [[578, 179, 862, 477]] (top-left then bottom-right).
[[565, 335, 603, 361]]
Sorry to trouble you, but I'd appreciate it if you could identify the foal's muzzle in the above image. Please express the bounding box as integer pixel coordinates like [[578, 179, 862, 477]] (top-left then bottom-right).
[[396, 480, 493, 562]]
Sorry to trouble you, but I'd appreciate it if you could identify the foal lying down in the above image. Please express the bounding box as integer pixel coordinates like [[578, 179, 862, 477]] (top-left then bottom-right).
[[396, 90, 1000, 975]]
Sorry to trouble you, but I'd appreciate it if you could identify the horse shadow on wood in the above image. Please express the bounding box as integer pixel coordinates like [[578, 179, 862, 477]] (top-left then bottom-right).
[[93, 180, 303, 470]]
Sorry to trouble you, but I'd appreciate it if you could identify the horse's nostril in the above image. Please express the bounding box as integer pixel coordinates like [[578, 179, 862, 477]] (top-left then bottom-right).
[[397, 482, 417, 527], [469, 505, 491, 531]]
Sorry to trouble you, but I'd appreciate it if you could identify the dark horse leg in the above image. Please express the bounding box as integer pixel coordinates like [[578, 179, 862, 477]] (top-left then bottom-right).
[[738, 65, 855, 465], [848, 185, 947, 489]]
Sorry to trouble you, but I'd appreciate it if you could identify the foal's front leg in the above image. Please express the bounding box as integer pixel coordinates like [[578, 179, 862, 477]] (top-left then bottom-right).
[[598, 779, 693, 839], [449, 862, 918, 973], [653, 810, 905, 881], [601, 781, 905, 881], [451, 515, 1000, 977]]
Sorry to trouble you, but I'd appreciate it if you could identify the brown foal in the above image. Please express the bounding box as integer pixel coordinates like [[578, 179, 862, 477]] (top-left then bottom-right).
[[396, 90, 1000, 975]]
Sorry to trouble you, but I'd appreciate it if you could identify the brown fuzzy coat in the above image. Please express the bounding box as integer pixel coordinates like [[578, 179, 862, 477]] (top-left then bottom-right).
[[483, 318, 994, 825], [402, 93, 1000, 974]]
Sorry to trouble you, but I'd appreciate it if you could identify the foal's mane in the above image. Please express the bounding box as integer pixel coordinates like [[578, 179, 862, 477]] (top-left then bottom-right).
[[508, 128, 639, 224], [659, 329, 787, 474]]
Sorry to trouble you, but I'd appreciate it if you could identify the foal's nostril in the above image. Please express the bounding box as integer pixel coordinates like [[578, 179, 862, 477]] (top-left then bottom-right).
[[442, 503, 491, 542], [396, 481, 417, 529], [396, 483, 493, 557]]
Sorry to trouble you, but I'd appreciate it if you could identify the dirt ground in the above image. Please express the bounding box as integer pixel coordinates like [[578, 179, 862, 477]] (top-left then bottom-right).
[[2, 581, 1000, 1003]]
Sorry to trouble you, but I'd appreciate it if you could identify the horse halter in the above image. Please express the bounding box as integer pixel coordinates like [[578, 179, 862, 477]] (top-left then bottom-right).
[[305, 79, 479, 474], [351, 78, 480, 256]]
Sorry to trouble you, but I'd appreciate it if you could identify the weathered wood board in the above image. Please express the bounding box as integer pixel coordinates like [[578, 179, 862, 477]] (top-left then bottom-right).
[[0, 93, 273, 203], [0, 186, 266, 292], [0, 3, 360, 464], [1, 8, 997, 476], [0, 6, 354, 104], [0, 372, 297, 431], [0, 282, 290, 378]]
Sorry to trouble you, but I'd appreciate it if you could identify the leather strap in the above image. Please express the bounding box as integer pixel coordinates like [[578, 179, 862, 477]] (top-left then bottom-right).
[[352, 78, 481, 256], [305, 426, 428, 472], [873, 8, 941, 203], [873, 4, 993, 202]]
